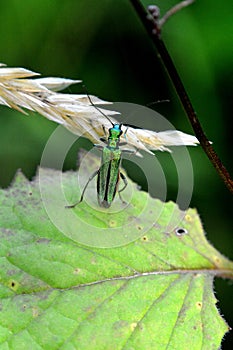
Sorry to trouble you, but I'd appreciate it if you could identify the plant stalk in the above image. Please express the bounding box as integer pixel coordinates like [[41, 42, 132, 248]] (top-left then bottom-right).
[[129, 0, 233, 194]]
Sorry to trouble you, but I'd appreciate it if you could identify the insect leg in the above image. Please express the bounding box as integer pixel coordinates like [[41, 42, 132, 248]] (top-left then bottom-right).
[[118, 172, 128, 204], [121, 149, 136, 154], [122, 148, 139, 157], [65, 170, 99, 208], [122, 126, 129, 141], [94, 144, 104, 150], [99, 125, 108, 143]]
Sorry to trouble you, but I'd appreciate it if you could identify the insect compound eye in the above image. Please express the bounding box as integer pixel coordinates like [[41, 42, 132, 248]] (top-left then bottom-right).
[[175, 227, 188, 236]]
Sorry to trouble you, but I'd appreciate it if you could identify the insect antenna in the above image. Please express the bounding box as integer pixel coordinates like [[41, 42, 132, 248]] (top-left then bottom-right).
[[146, 99, 170, 108], [82, 85, 115, 127]]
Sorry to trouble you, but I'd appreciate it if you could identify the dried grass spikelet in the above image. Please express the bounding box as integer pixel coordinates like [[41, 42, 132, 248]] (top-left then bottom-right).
[[0, 63, 199, 154]]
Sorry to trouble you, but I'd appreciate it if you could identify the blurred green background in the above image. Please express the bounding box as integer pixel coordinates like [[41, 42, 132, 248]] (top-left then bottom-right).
[[0, 0, 232, 347]]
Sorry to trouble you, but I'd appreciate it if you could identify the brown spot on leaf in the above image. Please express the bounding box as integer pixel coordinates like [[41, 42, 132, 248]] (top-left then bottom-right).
[[109, 220, 117, 228], [130, 322, 137, 331], [32, 307, 39, 318], [214, 256, 221, 265], [8, 279, 19, 291], [185, 214, 192, 222]]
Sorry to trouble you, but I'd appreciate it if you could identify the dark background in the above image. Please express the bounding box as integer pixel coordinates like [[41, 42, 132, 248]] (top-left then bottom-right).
[[0, 0, 232, 347]]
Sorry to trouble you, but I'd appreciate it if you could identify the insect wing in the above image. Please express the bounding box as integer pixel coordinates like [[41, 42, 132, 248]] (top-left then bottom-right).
[[97, 147, 121, 208]]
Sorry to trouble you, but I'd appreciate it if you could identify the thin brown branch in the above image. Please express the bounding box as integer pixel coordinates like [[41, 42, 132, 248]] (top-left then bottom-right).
[[159, 0, 194, 27], [129, 0, 233, 194]]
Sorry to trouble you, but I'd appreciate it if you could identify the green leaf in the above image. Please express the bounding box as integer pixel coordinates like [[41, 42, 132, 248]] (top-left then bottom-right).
[[0, 153, 232, 349]]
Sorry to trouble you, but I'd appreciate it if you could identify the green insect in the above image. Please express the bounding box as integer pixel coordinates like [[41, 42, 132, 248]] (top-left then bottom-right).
[[66, 120, 128, 209]]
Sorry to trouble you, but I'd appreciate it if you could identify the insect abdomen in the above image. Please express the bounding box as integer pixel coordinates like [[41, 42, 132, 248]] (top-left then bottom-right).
[[97, 147, 121, 208]]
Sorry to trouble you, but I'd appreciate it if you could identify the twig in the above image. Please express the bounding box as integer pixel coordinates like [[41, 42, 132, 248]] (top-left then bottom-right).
[[158, 0, 194, 28], [129, 0, 233, 194]]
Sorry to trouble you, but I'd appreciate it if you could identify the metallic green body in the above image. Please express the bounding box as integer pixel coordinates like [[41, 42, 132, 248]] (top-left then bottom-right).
[[97, 124, 122, 208], [97, 146, 121, 208]]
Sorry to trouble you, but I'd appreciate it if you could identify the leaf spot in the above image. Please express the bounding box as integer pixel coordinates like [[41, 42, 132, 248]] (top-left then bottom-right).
[[130, 322, 138, 331], [185, 214, 192, 222], [109, 220, 117, 228], [141, 235, 148, 241], [32, 307, 39, 318], [21, 304, 27, 312], [196, 301, 202, 309], [8, 279, 19, 291], [175, 227, 188, 236], [214, 256, 221, 265]]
